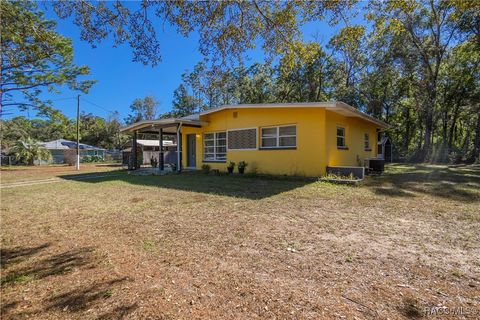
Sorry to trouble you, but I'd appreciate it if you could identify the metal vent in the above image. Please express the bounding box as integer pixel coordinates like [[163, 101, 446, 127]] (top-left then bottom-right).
[[227, 128, 257, 150]]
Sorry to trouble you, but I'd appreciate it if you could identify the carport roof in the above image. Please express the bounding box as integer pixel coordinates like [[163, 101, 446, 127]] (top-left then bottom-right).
[[120, 116, 204, 134]]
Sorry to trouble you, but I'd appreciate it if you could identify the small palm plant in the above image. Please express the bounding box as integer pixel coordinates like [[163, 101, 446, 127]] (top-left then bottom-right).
[[11, 137, 51, 165]]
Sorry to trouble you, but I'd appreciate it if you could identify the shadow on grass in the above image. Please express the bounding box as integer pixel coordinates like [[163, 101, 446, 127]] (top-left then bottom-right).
[[96, 303, 139, 320], [58, 164, 480, 202], [60, 171, 314, 200], [4, 278, 134, 319], [365, 164, 480, 202], [1, 243, 51, 267], [1, 247, 94, 287], [1, 244, 134, 319], [46, 278, 130, 313]]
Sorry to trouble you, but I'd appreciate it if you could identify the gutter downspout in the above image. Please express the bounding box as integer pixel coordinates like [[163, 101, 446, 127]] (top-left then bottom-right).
[[176, 123, 182, 172], [132, 131, 138, 170], [159, 128, 164, 171]]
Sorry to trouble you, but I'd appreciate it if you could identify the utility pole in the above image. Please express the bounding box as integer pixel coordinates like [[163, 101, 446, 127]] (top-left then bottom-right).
[[76, 94, 80, 171]]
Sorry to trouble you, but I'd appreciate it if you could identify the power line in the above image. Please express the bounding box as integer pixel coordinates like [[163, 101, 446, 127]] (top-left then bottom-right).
[[49, 96, 77, 102], [82, 98, 115, 114]]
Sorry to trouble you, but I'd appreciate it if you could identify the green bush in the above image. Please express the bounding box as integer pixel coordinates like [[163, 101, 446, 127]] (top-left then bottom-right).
[[150, 156, 158, 168], [201, 164, 211, 174], [81, 155, 104, 163]]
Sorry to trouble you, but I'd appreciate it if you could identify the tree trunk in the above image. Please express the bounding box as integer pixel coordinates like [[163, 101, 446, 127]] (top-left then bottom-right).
[[442, 108, 448, 145], [417, 123, 424, 160], [469, 107, 480, 162], [403, 106, 411, 151], [448, 102, 461, 150], [423, 111, 433, 161]]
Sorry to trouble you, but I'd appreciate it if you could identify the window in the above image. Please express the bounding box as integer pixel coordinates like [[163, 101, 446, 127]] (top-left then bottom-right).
[[227, 128, 257, 150], [204, 132, 226, 161], [337, 126, 346, 148], [364, 133, 370, 150], [261, 125, 296, 148]]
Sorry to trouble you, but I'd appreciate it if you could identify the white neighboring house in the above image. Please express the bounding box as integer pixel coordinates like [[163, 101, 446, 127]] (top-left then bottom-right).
[[122, 139, 177, 165], [40, 139, 106, 164]]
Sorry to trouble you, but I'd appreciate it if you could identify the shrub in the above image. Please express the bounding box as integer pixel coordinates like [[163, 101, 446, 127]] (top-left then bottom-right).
[[81, 155, 105, 163], [201, 164, 211, 173], [64, 150, 77, 166], [11, 138, 52, 165], [150, 156, 158, 168], [237, 161, 248, 174], [237, 161, 247, 169]]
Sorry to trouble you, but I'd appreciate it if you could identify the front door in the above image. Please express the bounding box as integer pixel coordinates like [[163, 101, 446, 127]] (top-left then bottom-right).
[[187, 134, 196, 167]]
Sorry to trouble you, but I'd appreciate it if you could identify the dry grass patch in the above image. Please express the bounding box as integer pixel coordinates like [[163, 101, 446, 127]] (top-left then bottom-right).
[[1, 164, 479, 319], [0, 163, 123, 184]]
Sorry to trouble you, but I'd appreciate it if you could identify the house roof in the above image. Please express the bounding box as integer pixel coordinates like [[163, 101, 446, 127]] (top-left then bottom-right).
[[40, 139, 106, 151], [120, 101, 389, 133], [199, 101, 390, 129], [120, 116, 206, 134]]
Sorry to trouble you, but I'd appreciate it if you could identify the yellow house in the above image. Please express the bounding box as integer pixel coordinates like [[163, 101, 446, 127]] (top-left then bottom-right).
[[122, 102, 389, 177]]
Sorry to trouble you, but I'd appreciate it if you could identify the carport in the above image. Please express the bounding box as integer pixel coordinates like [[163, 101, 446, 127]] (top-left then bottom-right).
[[120, 116, 206, 171]]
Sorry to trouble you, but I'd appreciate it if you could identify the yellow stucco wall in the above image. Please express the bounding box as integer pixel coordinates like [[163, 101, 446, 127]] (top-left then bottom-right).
[[325, 110, 377, 167], [181, 107, 378, 176]]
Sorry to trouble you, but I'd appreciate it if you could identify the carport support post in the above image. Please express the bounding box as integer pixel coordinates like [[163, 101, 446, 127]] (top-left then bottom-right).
[[132, 130, 138, 170], [159, 128, 164, 170], [176, 123, 182, 172]]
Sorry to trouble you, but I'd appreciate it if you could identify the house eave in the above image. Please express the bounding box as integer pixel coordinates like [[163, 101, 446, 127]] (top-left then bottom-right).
[[198, 101, 390, 129], [120, 118, 207, 133]]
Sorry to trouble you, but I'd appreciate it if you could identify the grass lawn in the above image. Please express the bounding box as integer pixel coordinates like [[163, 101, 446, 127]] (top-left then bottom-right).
[[0, 163, 124, 184], [1, 164, 479, 319]]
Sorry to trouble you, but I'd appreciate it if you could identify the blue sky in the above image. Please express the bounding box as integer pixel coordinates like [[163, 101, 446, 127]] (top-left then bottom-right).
[[9, 3, 355, 121]]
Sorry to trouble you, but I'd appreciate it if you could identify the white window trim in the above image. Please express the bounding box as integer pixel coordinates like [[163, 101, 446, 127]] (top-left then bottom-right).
[[203, 131, 227, 161], [226, 127, 258, 151], [336, 126, 346, 147], [364, 133, 370, 149], [260, 124, 297, 149]]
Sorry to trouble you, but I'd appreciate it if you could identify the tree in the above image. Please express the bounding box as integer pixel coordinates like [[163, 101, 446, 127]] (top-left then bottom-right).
[[103, 111, 129, 150], [170, 84, 197, 117], [1, 109, 128, 152], [124, 96, 159, 124], [11, 137, 52, 165], [0, 1, 95, 116], [367, 0, 465, 160], [51, 1, 354, 66], [277, 42, 334, 103], [328, 26, 367, 106]]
